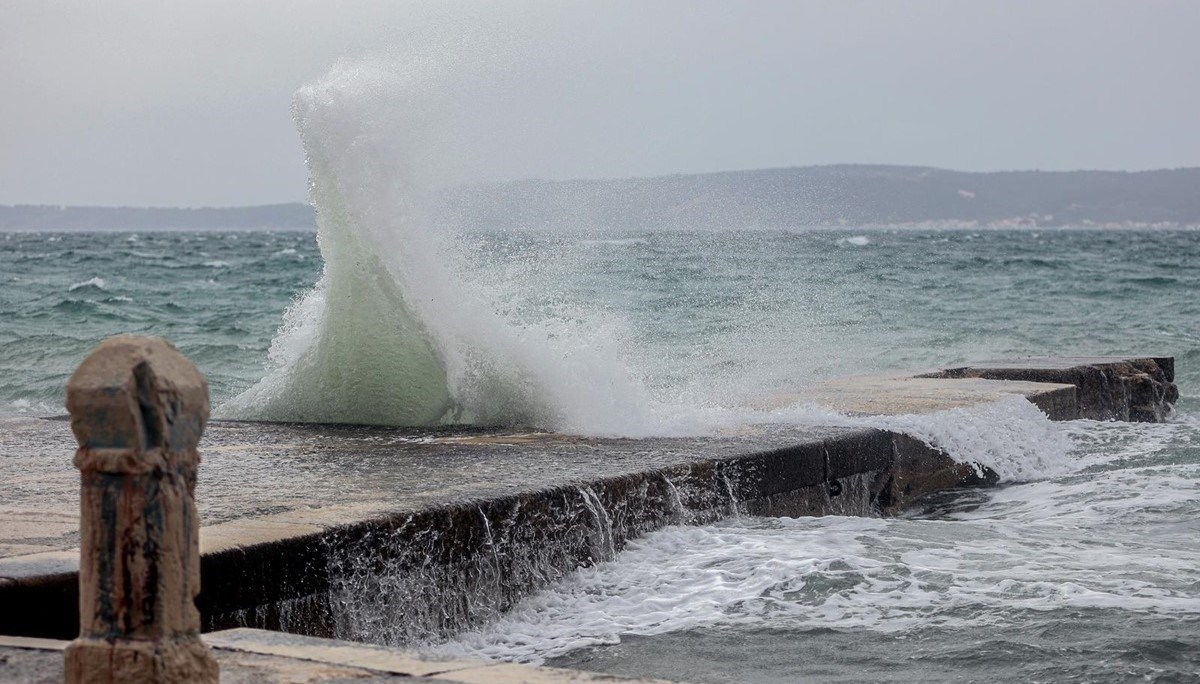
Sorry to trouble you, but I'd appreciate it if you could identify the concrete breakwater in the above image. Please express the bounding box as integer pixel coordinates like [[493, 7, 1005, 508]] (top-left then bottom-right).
[[922, 356, 1178, 422], [0, 356, 1178, 648]]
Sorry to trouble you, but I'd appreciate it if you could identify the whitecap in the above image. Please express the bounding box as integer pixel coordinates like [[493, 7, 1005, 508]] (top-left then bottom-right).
[[5, 398, 59, 415], [68, 277, 106, 291], [580, 238, 649, 247]]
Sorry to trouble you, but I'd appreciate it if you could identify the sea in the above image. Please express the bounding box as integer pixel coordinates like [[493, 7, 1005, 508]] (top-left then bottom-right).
[[3, 226, 1198, 682], [3, 68, 1200, 683]]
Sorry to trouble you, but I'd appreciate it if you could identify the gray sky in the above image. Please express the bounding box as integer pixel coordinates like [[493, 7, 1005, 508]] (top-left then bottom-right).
[[2, 1, 1198, 207]]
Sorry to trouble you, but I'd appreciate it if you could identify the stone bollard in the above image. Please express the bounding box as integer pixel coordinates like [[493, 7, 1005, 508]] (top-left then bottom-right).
[[63, 336, 219, 683]]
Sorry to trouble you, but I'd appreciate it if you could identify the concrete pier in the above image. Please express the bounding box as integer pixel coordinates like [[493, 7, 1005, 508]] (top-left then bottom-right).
[[0, 355, 1178, 647]]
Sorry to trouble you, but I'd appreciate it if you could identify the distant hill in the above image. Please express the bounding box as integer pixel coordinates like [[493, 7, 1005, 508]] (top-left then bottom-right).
[[440, 165, 1200, 230], [3, 165, 1199, 231], [0, 203, 315, 232]]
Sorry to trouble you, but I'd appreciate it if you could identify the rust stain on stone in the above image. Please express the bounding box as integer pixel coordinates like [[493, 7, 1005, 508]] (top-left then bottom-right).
[[63, 336, 218, 683]]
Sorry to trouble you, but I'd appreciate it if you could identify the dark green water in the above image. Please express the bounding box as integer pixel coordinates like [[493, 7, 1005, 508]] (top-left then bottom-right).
[[0, 230, 319, 410]]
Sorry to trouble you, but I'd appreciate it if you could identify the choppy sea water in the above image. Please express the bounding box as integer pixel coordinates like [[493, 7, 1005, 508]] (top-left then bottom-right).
[[2, 227, 1198, 681], [4, 228, 1197, 416]]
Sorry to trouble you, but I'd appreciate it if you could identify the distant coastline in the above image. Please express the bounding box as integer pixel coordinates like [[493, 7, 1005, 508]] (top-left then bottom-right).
[[0, 203, 315, 232], [4, 164, 1199, 231]]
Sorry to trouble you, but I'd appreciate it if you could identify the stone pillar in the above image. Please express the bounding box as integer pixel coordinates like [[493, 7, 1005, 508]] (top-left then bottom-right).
[[63, 336, 219, 683]]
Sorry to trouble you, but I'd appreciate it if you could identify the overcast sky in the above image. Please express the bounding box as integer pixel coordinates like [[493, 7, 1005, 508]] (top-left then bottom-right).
[[2, 1, 1198, 207]]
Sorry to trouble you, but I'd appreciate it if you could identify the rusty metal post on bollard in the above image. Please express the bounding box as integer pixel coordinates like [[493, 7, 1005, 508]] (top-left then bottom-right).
[[63, 336, 218, 683]]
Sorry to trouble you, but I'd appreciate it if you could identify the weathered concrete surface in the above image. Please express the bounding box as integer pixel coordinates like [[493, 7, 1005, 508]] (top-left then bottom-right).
[[783, 374, 1079, 419], [922, 355, 1178, 421], [1, 630, 670, 683], [0, 356, 1178, 646], [63, 336, 218, 683], [205, 628, 675, 682]]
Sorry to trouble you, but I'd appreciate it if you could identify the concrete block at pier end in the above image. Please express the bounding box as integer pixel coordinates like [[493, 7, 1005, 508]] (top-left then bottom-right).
[[927, 356, 1179, 422]]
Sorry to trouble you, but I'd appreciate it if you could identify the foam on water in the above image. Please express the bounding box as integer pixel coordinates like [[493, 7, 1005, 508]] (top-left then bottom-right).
[[5, 398, 60, 416], [435, 419, 1200, 666]]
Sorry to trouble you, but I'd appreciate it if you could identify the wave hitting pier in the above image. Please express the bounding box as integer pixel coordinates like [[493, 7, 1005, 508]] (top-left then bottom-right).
[[0, 355, 1178, 650]]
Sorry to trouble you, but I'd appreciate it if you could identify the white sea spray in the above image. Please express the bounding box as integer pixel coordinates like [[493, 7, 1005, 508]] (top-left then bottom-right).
[[222, 61, 658, 434]]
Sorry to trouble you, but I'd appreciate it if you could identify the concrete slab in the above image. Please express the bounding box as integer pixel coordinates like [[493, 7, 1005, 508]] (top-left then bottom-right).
[[441, 663, 674, 683], [0, 417, 877, 559], [0, 630, 672, 683], [774, 374, 1078, 418], [0, 636, 67, 651], [0, 544, 56, 558], [0, 516, 78, 543], [925, 355, 1178, 421], [0, 550, 77, 580], [203, 628, 485, 678], [941, 355, 1174, 380], [200, 519, 327, 555]]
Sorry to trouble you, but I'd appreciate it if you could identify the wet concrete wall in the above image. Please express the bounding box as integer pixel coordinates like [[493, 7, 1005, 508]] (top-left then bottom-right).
[[205, 428, 989, 645]]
